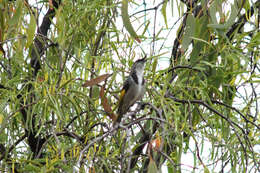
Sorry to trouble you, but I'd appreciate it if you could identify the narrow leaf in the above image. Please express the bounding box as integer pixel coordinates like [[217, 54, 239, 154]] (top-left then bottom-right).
[[0, 114, 3, 124], [209, 1, 218, 24], [0, 29, 5, 57], [121, 0, 141, 43], [182, 14, 195, 51], [8, 1, 22, 26], [148, 157, 158, 173], [161, 1, 168, 28], [225, 4, 238, 28], [26, 13, 36, 48], [207, 23, 226, 29]]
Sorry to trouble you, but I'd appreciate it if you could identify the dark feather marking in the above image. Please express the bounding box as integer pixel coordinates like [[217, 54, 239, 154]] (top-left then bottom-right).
[[123, 79, 130, 92], [131, 71, 138, 84]]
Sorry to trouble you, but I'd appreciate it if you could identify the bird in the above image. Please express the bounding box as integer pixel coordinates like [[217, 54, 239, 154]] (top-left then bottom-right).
[[116, 56, 147, 123]]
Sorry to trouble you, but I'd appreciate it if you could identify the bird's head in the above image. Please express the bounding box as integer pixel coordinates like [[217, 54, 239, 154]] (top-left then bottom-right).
[[131, 56, 147, 74]]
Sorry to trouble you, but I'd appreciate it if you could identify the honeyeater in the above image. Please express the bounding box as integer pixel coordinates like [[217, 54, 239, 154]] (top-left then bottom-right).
[[116, 57, 147, 123]]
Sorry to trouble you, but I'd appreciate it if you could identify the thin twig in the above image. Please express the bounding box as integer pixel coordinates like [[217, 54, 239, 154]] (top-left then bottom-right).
[[130, 0, 168, 18], [166, 95, 246, 134], [211, 100, 260, 130]]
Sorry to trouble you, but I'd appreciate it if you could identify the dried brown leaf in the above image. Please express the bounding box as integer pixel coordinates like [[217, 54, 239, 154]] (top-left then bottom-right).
[[82, 74, 112, 87], [100, 85, 116, 121]]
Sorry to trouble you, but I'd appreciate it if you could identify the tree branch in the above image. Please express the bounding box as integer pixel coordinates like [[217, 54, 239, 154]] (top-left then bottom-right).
[[226, 1, 260, 40], [20, 0, 61, 159]]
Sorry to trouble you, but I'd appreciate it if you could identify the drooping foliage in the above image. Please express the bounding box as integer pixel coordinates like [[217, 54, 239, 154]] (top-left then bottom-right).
[[0, 0, 259, 172]]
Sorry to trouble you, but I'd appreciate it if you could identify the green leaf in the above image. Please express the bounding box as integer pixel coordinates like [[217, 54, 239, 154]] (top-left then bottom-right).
[[62, 95, 81, 116], [208, 4, 238, 30], [204, 166, 210, 173], [23, 164, 41, 171], [121, 0, 141, 43], [195, 16, 209, 39], [209, 1, 218, 24], [26, 13, 36, 48], [142, 20, 150, 35], [167, 165, 174, 173], [189, 42, 202, 65], [207, 23, 227, 29], [8, 1, 22, 26], [0, 4, 5, 32], [58, 78, 75, 90], [148, 158, 158, 173], [190, 37, 210, 46], [251, 32, 260, 43], [161, 1, 168, 28], [182, 14, 195, 51], [225, 4, 238, 28], [151, 58, 158, 82], [0, 114, 3, 125], [92, 85, 100, 99]]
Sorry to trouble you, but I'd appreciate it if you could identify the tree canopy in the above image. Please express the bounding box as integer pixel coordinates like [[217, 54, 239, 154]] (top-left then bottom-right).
[[0, 0, 259, 172]]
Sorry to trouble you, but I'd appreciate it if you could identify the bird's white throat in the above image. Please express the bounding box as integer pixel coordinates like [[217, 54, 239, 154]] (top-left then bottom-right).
[[135, 69, 144, 85]]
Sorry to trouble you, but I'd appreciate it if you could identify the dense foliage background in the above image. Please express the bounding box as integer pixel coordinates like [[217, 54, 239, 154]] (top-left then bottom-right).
[[0, 0, 259, 172]]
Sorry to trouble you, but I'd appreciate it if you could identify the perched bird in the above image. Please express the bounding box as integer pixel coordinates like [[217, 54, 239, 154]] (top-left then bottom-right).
[[116, 57, 147, 123]]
